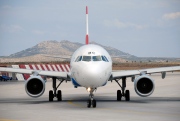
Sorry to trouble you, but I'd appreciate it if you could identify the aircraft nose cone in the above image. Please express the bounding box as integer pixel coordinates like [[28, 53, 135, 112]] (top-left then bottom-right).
[[80, 63, 110, 87], [72, 62, 111, 88]]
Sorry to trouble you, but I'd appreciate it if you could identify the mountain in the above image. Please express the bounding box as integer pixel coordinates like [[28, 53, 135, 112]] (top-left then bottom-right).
[[9, 40, 135, 59], [4, 40, 179, 63]]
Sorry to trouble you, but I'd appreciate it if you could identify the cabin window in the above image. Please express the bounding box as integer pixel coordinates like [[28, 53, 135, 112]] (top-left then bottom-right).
[[82, 56, 91, 62], [92, 56, 101, 61]]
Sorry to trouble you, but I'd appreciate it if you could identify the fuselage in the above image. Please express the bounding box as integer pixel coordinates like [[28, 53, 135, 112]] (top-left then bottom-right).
[[70, 44, 112, 88]]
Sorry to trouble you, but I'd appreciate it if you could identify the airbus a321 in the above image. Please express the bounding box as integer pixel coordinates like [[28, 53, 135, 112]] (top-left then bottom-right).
[[0, 6, 180, 108]]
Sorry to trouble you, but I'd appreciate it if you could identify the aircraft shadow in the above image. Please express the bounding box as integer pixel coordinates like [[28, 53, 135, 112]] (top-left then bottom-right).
[[0, 96, 180, 104]]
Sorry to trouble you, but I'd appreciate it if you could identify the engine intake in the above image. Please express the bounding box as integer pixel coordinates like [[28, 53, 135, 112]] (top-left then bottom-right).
[[25, 76, 45, 98], [134, 75, 155, 97]]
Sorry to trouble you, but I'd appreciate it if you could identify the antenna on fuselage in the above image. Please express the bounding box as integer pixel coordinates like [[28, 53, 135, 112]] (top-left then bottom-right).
[[85, 6, 89, 45]]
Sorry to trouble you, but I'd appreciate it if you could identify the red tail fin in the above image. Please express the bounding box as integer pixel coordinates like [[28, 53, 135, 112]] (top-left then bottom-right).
[[85, 6, 89, 44]]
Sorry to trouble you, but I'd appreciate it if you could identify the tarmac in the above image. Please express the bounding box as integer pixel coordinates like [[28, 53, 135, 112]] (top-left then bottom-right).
[[0, 72, 180, 121]]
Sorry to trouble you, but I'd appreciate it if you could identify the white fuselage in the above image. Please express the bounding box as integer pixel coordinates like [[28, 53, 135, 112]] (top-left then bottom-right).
[[70, 44, 112, 88]]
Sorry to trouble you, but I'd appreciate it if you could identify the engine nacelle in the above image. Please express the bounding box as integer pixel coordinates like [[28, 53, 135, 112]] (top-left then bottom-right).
[[134, 75, 155, 97], [25, 76, 45, 98]]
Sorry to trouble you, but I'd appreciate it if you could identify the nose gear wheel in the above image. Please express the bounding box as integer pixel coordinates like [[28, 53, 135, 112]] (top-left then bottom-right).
[[87, 88, 96, 108]]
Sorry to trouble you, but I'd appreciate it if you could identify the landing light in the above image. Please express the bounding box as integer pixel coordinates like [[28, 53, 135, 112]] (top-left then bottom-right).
[[87, 87, 91, 92]]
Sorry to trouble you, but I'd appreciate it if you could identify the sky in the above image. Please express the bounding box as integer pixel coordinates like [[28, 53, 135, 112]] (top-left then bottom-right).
[[0, 0, 180, 57]]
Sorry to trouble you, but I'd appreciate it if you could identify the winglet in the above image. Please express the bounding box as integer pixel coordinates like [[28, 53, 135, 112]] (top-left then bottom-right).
[[85, 6, 89, 44]]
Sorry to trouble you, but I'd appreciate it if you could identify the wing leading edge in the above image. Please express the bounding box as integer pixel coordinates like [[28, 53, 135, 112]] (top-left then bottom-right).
[[112, 66, 180, 79], [0, 67, 69, 79]]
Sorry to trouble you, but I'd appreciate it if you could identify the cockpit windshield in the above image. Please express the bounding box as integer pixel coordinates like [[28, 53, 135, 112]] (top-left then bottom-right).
[[92, 56, 101, 61], [82, 56, 91, 61], [75, 55, 109, 62]]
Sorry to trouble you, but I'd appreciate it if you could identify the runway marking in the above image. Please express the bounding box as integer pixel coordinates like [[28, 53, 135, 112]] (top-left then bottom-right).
[[67, 100, 180, 117], [67, 100, 84, 107], [0, 119, 19, 121]]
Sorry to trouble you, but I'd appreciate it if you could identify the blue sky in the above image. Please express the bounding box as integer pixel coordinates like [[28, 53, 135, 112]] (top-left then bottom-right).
[[0, 0, 180, 57]]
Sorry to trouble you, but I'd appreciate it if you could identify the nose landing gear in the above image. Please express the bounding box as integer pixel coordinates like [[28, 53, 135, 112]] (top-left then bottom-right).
[[87, 88, 96, 108]]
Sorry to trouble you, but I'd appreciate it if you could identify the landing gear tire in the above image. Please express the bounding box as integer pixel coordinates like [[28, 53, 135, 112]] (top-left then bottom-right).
[[117, 90, 122, 101], [57, 90, 62, 101], [92, 100, 96, 108], [49, 90, 54, 101], [87, 100, 91, 108], [125, 90, 130, 101]]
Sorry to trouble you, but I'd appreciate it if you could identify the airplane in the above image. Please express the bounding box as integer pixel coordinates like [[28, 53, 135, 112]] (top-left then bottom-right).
[[0, 6, 180, 108]]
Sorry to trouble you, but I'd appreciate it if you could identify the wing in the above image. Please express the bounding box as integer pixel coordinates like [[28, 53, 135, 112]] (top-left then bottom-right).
[[112, 66, 180, 79], [0, 67, 69, 80]]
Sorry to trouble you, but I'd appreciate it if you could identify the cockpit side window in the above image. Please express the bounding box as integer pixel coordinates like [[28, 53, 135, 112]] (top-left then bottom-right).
[[82, 56, 91, 61], [102, 56, 105, 61], [75, 56, 82, 62], [104, 56, 109, 62], [101, 56, 109, 62], [92, 56, 101, 61]]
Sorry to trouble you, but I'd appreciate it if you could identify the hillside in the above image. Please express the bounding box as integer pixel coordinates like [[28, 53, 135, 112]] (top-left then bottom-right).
[[0, 40, 179, 63], [8, 40, 134, 62]]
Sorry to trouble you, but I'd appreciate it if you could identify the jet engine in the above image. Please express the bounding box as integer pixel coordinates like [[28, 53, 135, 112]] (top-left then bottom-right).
[[134, 75, 155, 97], [25, 76, 45, 98]]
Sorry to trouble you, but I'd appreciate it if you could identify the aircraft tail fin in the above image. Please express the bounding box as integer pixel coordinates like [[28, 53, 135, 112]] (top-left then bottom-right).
[[85, 6, 89, 44]]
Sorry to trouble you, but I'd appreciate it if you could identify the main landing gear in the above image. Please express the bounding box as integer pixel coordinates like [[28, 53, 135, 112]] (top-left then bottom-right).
[[49, 77, 64, 102], [115, 77, 130, 101], [87, 88, 96, 108]]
